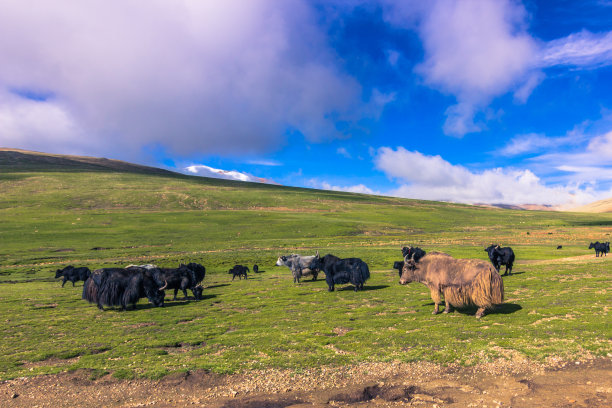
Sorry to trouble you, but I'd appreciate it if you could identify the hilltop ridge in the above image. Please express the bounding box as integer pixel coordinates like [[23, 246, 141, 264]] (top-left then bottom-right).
[[0, 148, 178, 176]]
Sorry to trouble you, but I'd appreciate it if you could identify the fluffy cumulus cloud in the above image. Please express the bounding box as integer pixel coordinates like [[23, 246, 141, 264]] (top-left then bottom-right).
[[308, 179, 378, 195], [184, 164, 276, 184], [374, 147, 610, 207], [383, 0, 612, 137], [0, 0, 390, 158], [385, 0, 538, 136]]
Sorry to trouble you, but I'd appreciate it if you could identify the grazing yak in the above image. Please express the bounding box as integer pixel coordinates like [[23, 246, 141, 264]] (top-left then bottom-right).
[[589, 242, 610, 257], [557, 245, 563, 249], [82, 267, 166, 310], [400, 252, 504, 318], [310, 253, 370, 291], [484, 244, 515, 276], [401, 246, 427, 263], [55, 266, 91, 287], [229, 264, 249, 280], [253, 264, 259, 273], [131, 263, 205, 300], [276, 253, 319, 283]]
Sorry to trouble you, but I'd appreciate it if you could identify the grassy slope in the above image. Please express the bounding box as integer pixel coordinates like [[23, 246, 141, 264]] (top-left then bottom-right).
[[0, 160, 610, 380]]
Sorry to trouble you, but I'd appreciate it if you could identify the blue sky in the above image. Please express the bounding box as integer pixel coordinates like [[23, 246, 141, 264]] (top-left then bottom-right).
[[1, 0, 612, 207]]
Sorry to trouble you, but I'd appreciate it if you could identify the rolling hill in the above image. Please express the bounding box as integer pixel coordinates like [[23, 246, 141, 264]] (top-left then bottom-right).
[[569, 197, 612, 213]]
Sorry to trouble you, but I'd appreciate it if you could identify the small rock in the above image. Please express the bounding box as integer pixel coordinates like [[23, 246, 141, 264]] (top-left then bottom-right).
[[12, 393, 19, 399]]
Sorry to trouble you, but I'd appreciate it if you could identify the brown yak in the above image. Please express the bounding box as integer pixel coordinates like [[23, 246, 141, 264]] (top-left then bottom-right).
[[399, 252, 504, 318]]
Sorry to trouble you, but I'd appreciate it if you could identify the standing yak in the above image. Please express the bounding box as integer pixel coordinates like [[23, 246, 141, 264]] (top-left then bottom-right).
[[311, 253, 370, 291], [55, 266, 91, 287], [399, 252, 504, 318], [484, 244, 515, 276], [82, 267, 166, 310]]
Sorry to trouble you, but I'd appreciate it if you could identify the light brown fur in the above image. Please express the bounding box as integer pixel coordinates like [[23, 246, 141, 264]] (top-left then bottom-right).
[[400, 252, 504, 318]]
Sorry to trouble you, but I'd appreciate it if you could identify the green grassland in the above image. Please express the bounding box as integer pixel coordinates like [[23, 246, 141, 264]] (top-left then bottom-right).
[[0, 164, 610, 380]]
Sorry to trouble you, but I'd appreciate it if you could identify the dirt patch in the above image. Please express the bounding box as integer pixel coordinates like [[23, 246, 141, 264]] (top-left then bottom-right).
[[1, 358, 610, 407]]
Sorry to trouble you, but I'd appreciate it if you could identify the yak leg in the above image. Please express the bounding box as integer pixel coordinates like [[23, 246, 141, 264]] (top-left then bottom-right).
[[62, 277, 67, 287], [430, 288, 442, 314], [443, 299, 453, 314], [173, 288, 179, 300], [475, 307, 486, 318]]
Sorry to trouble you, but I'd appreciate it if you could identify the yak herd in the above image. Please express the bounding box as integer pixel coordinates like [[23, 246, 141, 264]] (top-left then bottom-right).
[[54, 240, 609, 318]]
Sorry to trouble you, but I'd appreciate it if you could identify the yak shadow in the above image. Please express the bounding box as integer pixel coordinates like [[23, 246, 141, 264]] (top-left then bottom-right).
[[206, 284, 230, 289], [420, 302, 522, 317], [336, 284, 389, 292], [501, 271, 525, 277]]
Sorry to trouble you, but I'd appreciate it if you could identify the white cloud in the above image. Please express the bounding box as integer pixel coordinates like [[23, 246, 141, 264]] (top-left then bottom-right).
[[184, 164, 276, 184], [412, 0, 538, 136], [499, 133, 562, 157], [337, 147, 352, 158], [374, 146, 611, 206], [247, 159, 282, 166], [308, 179, 377, 195], [0, 0, 389, 159], [540, 30, 612, 68]]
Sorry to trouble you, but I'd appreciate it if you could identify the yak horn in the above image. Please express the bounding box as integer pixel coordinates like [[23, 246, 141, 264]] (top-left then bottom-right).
[[159, 280, 168, 291]]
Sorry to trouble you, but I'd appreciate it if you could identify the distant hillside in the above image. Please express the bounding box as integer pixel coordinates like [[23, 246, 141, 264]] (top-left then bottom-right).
[[569, 197, 612, 213], [0, 148, 178, 176]]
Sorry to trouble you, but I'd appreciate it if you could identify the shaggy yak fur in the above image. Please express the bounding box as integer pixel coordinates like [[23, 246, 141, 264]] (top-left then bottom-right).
[[400, 252, 504, 318], [401, 246, 427, 262], [276, 254, 319, 283], [82, 267, 166, 310], [311, 254, 370, 291], [484, 244, 515, 276], [55, 266, 91, 287], [228, 265, 249, 280], [151, 263, 206, 300]]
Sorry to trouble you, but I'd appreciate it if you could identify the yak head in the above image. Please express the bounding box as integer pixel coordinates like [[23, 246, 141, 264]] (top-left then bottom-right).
[[55, 266, 72, 278], [193, 285, 204, 300], [275, 256, 288, 267], [588, 242, 597, 249], [399, 257, 417, 285]]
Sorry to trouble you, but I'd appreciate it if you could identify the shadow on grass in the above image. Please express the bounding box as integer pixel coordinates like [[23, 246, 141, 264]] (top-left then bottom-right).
[[502, 271, 525, 276], [206, 284, 230, 289], [335, 284, 390, 292], [421, 302, 522, 317]]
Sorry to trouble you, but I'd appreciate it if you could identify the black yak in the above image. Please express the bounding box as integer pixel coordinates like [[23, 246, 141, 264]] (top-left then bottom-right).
[[589, 242, 609, 257], [400, 252, 504, 318], [276, 253, 319, 283], [393, 261, 404, 278], [401, 246, 426, 262], [228, 265, 249, 280], [150, 263, 206, 300], [82, 267, 166, 310], [484, 244, 515, 275], [311, 254, 370, 291], [55, 266, 91, 287], [253, 264, 259, 273]]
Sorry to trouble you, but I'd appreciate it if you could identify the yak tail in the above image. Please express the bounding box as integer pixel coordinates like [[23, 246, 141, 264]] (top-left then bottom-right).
[[446, 266, 504, 310], [471, 266, 504, 307], [82, 277, 99, 303], [360, 262, 370, 281]]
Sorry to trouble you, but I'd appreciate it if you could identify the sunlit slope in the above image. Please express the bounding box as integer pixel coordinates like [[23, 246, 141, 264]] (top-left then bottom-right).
[[0, 149, 610, 273]]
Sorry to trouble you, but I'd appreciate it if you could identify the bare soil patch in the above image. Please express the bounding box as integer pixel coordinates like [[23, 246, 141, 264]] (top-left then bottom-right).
[[1, 358, 610, 407]]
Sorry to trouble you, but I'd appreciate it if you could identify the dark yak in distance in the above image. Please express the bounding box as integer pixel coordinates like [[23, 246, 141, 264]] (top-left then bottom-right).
[[484, 244, 515, 276], [151, 263, 206, 300], [401, 246, 426, 263], [393, 261, 404, 278], [229, 265, 249, 280], [589, 242, 610, 257], [400, 252, 504, 318], [82, 267, 166, 310], [55, 266, 91, 287], [311, 254, 370, 291]]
